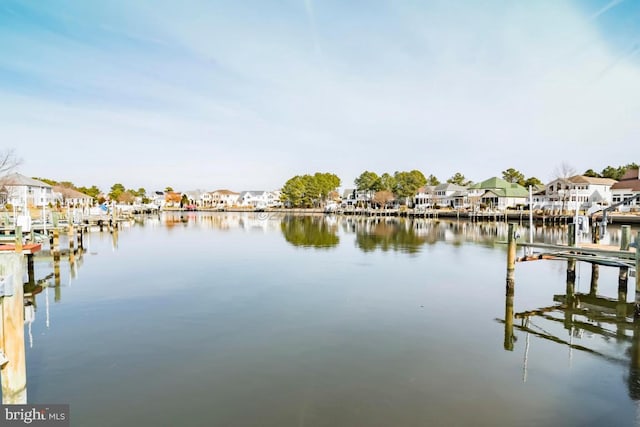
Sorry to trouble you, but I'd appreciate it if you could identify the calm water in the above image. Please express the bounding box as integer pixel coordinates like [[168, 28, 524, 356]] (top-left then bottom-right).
[[20, 213, 640, 426]]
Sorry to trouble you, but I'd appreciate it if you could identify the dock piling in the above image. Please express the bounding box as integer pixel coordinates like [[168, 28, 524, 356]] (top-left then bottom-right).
[[506, 223, 516, 293], [0, 253, 27, 404], [14, 226, 22, 254]]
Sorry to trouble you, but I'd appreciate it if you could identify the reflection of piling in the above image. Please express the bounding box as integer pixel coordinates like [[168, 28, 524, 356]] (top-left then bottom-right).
[[629, 321, 640, 400], [77, 226, 84, 249], [504, 293, 514, 351], [565, 227, 576, 331], [68, 224, 75, 253], [567, 224, 576, 284], [0, 253, 27, 404], [26, 254, 35, 287], [591, 223, 600, 244], [52, 229, 60, 258], [506, 223, 516, 293], [634, 231, 640, 294], [589, 264, 599, 296], [53, 228, 61, 292]]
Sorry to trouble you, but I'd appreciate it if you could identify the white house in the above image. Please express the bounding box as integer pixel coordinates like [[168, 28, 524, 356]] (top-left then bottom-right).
[[540, 175, 617, 212], [414, 186, 436, 208], [150, 191, 166, 208], [0, 173, 55, 208], [210, 190, 240, 208], [52, 186, 95, 208], [237, 191, 270, 208], [611, 168, 640, 211], [341, 189, 371, 207]]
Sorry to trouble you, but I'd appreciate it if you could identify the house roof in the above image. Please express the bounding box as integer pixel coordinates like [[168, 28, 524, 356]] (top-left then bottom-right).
[[239, 191, 266, 197], [416, 186, 436, 194], [0, 173, 52, 188], [619, 168, 639, 181], [212, 189, 239, 195], [612, 168, 640, 191], [568, 175, 617, 186], [470, 177, 529, 197], [53, 186, 94, 199], [435, 183, 467, 192]]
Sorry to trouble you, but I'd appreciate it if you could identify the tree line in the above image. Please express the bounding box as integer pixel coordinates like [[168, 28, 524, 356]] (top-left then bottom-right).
[[280, 172, 341, 208]]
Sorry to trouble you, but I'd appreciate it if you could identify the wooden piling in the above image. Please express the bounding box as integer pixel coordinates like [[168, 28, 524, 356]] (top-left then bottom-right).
[[14, 226, 22, 253], [621, 226, 631, 251], [506, 223, 516, 293], [0, 253, 27, 404]]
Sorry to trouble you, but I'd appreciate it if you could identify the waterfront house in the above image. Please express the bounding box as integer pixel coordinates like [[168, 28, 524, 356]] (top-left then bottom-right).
[[52, 185, 95, 208], [182, 190, 203, 207], [341, 189, 371, 208], [237, 191, 270, 208], [266, 190, 282, 207], [0, 173, 54, 208], [150, 191, 166, 209], [210, 190, 240, 208], [469, 177, 529, 211], [611, 168, 640, 211], [434, 183, 469, 208], [414, 186, 436, 209], [541, 175, 616, 213]]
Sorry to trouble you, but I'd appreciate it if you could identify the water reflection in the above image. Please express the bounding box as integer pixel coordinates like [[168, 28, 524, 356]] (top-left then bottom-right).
[[500, 254, 640, 402], [154, 212, 639, 253], [280, 215, 339, 248], [1, 230, 88, 404]]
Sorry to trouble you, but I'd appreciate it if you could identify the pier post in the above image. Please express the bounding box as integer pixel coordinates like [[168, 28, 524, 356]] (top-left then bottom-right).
[[621, 226, 631, 251], [620, 225, 631, 292], [506, 223, 516, 293], [0, 253, 27, 404], [14, 226, 22, 253]]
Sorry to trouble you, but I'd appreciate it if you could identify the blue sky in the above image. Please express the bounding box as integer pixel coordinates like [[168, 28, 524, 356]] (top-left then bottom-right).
[[1, 0, 639, 192]]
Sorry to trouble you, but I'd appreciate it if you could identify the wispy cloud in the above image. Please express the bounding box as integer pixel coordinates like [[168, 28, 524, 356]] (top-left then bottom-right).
[[0, 0, 639, 190]]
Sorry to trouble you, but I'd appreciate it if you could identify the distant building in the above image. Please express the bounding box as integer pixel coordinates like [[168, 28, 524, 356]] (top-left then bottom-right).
[[0, 173, 54, 208]]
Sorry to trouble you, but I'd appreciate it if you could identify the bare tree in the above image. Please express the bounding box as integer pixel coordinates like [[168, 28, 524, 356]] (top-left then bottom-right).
[[0, 149, 21, 177], [552, 162, 577, 214]]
